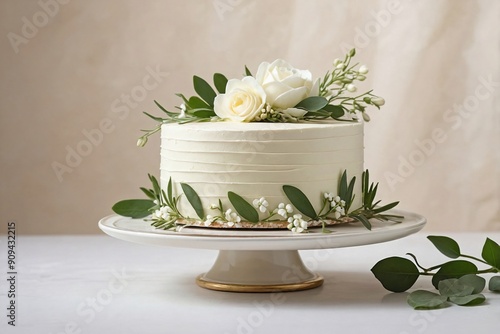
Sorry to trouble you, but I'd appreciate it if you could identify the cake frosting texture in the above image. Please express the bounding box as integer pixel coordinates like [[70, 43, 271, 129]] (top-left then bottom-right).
[[160, 121, 364, 221]]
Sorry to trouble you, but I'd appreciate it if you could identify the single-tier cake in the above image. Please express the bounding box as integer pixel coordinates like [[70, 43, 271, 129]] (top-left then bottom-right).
[[112, 49, 401, 232], [160, 121, 363, 225]]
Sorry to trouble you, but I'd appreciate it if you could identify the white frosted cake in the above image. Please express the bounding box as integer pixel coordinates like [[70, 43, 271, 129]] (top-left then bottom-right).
[[112, 50, 400, 232], [160, 121, 364, 225]]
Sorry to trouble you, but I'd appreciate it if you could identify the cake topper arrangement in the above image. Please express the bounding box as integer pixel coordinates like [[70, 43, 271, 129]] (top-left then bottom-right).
[[112, 49, 402, 233], [136, 48, 384, 147]]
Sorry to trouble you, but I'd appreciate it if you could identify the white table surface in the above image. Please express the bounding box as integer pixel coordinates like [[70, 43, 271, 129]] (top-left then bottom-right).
[[1, 232, 499, 334]]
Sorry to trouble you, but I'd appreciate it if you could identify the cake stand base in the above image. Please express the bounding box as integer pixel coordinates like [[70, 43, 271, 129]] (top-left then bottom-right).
[[195, 250, 323, 292]]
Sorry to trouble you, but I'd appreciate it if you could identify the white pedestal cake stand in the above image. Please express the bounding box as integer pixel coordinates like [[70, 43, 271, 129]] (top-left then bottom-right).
[[98, 210, 425, 293]]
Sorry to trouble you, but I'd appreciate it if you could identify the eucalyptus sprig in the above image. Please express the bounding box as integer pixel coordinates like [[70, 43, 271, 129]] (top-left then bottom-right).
[[371, 235, 500, 309], [112, 175, 183, 230]]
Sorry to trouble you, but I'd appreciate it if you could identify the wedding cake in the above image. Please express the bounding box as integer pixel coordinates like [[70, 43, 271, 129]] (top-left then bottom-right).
[[113, 49, 401, 232]]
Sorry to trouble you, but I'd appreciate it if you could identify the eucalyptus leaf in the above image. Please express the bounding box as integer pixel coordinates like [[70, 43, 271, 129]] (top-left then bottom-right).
[[449, 294, 485, 306], [180, 183, 204, 219], [294, 96, 328, 111], [193, 75, 217, 107], [481, 238, 500, 269], [438, 279, 474, 297], [213, 73, 228, 93], [322, 104, 344, 118], [407, 290, 448, 310], [112, 199, 155, 218], [282, 185, 317, 219], [338, 170, 348, 201], [427, 235, 461, 259], [489, 276, 500, 292], [227, 192, 259, 223], [187, 96, 210, 109], [193, 110, 216, 118], [458, 274, 485, 294], [431, 260, 478, 289], [371, 257, 419, 292]]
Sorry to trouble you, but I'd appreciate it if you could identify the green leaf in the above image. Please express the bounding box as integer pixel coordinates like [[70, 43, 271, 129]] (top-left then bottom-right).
[[154, 100, 176, 116], [427, 235, 461, 259], [192, 110, 216, 118], [282, 185, 317, 219], [407, 290, 448, 310], [432, 260, 478, 289], [187, 96, 210, 109], [227, 192, 259, 223], [458, 274, 485, 294], [143, 111, 166, 122], [352, 214, 371, 230], [180, 183, 204, 219], [338, 170, 348, 200], [372, 201, 399, 214], [371, 257, 419, 292], [244, 65, 252, 77], [166, 177, 173, 206], [193, 75, 217, 107], [345, 176, 356, 212], [438, 279, 474, 297], [294, 96, 328, 111], [112, 199, 155, 218], [322, 104, 345, 118], [449, 294, 485, 306], [213, 73, 228, 93], [481, 238, 500, 269], [149, 174, 161, 197], [140, 187, 155, 200], [488, 276, 500, 292]]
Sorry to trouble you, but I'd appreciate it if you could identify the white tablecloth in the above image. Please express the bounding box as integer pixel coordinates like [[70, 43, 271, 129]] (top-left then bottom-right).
[[1, 232, 499, 334]]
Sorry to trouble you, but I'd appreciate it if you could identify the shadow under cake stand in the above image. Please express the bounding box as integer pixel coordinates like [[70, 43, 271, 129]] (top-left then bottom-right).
[[99, 210, 425, 293]]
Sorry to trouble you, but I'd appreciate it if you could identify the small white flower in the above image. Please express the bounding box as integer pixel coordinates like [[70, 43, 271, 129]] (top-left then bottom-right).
[[371, 97, 385, 106], [153, 199, 159, 205], [335, 63, 345, 69], [209, 203, 218, 210], [333, 58, 342, 66], [362, 112, 371, 122], [204, 215, 215, 227], [346, 84, 357, 92], [179, 103, 187, 118], [359, 65, 369, 74], [334, 196, 341, 203], [276, 203, 293, 218], [287, 214, 308, 233], [253, 197, 269, 213], [340, 200, 346, 207], [225, 209, 241, 224]]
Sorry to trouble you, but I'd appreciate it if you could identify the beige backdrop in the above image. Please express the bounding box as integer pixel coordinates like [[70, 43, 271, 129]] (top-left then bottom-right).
[[1, 0, 499, 234]]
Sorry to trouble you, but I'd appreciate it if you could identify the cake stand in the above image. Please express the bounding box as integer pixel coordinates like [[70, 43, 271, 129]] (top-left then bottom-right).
[[98, 210, 425, 292]]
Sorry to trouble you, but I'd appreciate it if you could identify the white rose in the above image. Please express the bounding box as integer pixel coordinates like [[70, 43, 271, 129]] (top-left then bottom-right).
[[255, 59, 319, 110], [214, 76, 266, 122]]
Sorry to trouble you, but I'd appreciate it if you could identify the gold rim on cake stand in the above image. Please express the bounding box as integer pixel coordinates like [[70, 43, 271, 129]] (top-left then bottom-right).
[[193, 250, 324, 293], [196, 274, 323, 293]]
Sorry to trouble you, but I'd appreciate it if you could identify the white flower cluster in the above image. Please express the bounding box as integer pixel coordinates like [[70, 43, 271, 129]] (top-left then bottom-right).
[[253, 197, 269, 213], [152, 205, 174, 221], [324, 193, 346, 219], [225, 209, 241, 226], [287, 214, 308, 233], [203, 208, 241, 227], [275, 203, 293, 219]]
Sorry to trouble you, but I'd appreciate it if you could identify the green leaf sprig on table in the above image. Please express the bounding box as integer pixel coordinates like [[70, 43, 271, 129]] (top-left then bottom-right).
[[371, 235, 500, 309]]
